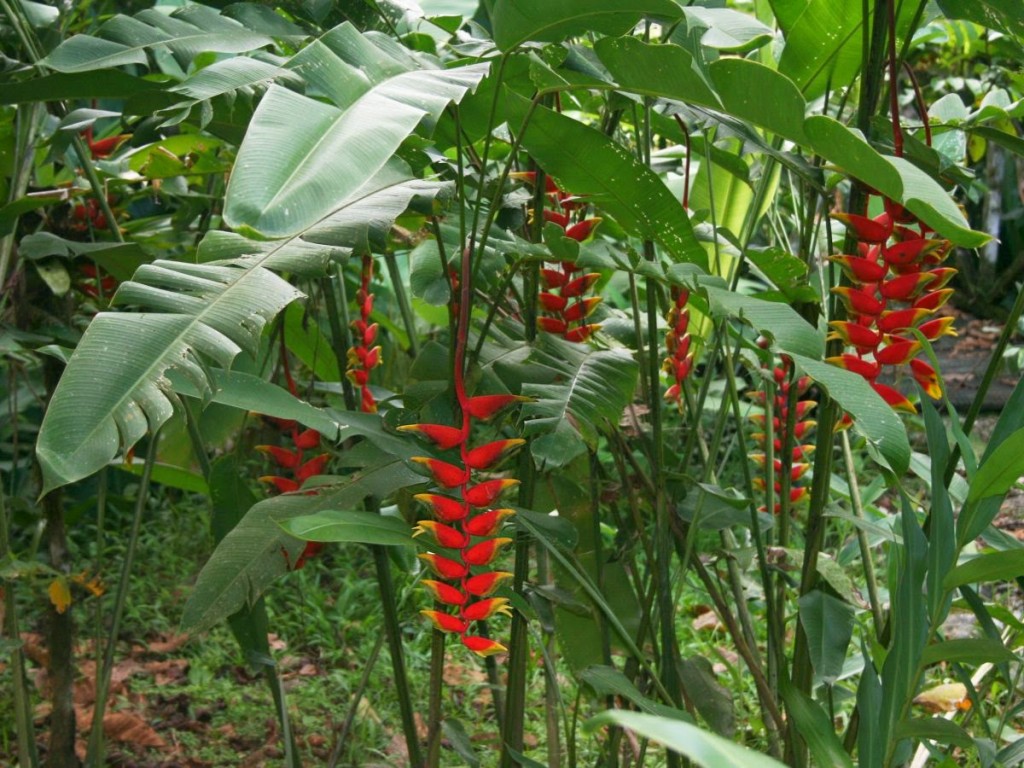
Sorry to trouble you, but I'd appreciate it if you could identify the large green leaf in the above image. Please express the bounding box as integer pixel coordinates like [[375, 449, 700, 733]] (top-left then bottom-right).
[[586, 711, 787, 768], [278, 510, 415, 546], [200, 159, 448, 274], [40, 5, 274, 73], [595, 38, 986, 247], [223, 24, 487, 238], [789, 354, 911, 475], [181, 456, 424, 636], [0, 70, 166, 104], [35, 261, 303, 492], [490, 0, 682, 51], [937, 0, 1024, 42], [779, 682, 855, 768], [776, 0, 917, 99], [521, 338, 639, 468], [517, 99, 707, 268], [797, 590, 855, 684]]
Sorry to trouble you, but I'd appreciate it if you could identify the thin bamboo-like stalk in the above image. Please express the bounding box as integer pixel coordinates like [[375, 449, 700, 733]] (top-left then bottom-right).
[[85, 432, 161, 768]]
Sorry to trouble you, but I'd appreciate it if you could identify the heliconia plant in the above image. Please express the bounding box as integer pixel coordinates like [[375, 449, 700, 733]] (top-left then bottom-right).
[[7, 2, 1024, 768]]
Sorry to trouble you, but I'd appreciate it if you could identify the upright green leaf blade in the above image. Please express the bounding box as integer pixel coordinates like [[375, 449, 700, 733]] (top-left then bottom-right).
[[278, 510, 415, 546]]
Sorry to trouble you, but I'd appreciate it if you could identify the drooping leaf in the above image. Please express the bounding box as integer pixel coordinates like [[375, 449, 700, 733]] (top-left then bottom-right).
[[920, 638, 1018, 667], [181, 456, 424, 635], [522, 338, 639, 468], [683, 7, 774, 53], [223, 24, 487, 238], [0, 70, 166, 104], [937, 0, 1024, 42], [278, 510, 415, 547], [943, 550, 1024, 590], [200, 159, 448, 274], [490, 0, 681, 51], [586, 711, 788, 768], [35, 261, 304, 492], [581, 665, 693, 721], [41, 5, 274, 73]]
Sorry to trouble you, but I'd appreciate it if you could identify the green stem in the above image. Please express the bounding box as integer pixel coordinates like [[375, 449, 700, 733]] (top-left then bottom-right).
[[426, 629, 445, 768], [384, 250, 421, 358], [0, 472, 39, 767], [841, 431, 885, 632], [326, 631, 385, 768], [372, 544, 424, 766], [85, 431, 161, 768]]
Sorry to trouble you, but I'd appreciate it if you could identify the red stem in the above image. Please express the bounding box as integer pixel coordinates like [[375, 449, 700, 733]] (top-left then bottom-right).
[[886, 0, 904, 157], [903, 61, 932, 148]]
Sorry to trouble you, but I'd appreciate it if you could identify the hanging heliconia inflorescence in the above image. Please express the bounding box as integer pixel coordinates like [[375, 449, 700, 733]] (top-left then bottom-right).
[[257, 341, 330, 570], [663, 288, 695, 407], [827, 198, 956, 412], [748, 345, 817, 515], [400, 248, 526, 656], [514, 171, 604, 343], [348, 254, 382, 413]]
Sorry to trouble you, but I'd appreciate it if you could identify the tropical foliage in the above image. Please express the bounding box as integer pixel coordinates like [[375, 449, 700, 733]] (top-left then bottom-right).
[[2, 0, 1024, 766]]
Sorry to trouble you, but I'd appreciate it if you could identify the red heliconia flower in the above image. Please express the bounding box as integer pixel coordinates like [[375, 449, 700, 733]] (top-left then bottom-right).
[[462, 597, 512, 622], [874, 339, 922, 366], [465, 394, 530, 421], [564, 218, 601, 242], [462, 537, 512, 567], [260, 475, 300, 494], [464, 571, 513, 597], [664, 289, 697, 407], [421, 610, 469, 635], [398, 423, 467, 451], [415, 493, 470, 522], [256, 444, 302, 469], [414, 520, 470, 549], [910, 358, 943, 400], [748, 349, 815, 516], [346, 255, 382, 413], [464, 479, 519, 508], [461, 634, 507, 656], [538, 316, 569, 335], [419, 553, 469, 580], [412, 457, 471, 488], [871, 382, 917, 413], [832, 212, 892, 243], [563, 323, 601, 343], [465, 439, 526, 471], [421, 579, 469, 606], [463, 508, 516, 537], [827, 188, 957, 415], [293, 428, 321, 450], [295, 453, 330, 482]]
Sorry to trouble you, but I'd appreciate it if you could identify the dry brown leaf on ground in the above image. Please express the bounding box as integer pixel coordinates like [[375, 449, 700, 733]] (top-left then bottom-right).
[[103, 711, 168, 748]]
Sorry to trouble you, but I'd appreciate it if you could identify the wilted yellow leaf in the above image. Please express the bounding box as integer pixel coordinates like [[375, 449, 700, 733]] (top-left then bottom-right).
[[913, 682, 968, 713], [48, 577, 71, 614], [71, 571, 105, 597]]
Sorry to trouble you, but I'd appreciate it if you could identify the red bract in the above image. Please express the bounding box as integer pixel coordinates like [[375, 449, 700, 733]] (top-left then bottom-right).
[[748, 347, 816, 516], [346, 255, 382, 413], [664, 289, 696, 407], [827, 189, 957, 414]]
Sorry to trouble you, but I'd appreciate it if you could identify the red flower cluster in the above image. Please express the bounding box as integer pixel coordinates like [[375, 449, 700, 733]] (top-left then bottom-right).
[[70, 197, 112, 233], [77, 263, 117, 300], [347, 254, 381, 413], [748, 351, 816, 515], [257, 353, 330, 570], [515, 171, 603, 343], [663, 288, 695, 405], [827, 196, 956, 412], [400, 394, 526, 657]]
